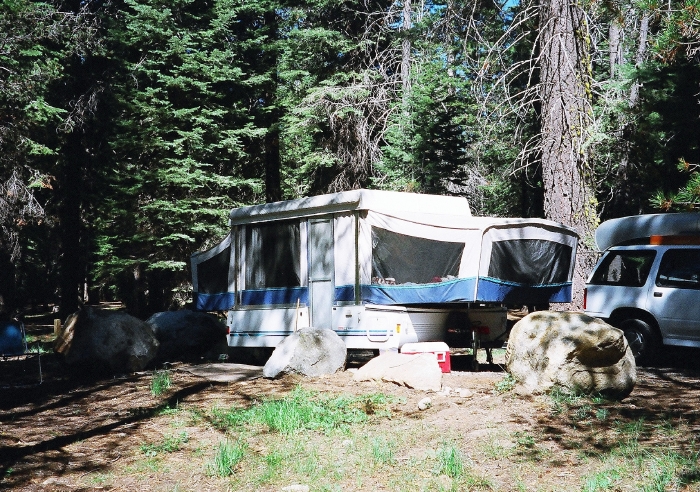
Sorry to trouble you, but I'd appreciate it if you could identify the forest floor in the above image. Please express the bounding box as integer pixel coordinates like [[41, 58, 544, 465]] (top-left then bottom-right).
[[2, 319, 700, 491]]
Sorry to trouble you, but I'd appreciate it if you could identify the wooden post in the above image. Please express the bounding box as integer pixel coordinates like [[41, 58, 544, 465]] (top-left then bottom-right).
[[54, 319, 61, 336]]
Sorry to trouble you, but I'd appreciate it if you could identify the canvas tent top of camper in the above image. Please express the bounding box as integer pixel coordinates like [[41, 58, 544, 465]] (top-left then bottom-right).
[[227, 189, 473, 226], [192, 189, 579, 313]]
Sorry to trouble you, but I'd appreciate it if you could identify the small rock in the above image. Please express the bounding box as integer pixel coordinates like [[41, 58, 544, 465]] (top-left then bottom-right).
[[341, 439, 353, 447], [440, 386, 453, 396], [418, 397, 432, 411], [458, 388, 474, 398], [282, 486, 310, 492]]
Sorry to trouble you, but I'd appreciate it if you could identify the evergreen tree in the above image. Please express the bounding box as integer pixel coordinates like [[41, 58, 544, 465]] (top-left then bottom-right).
[[101, 0, 262, 314], [0, 0, 99, 314]]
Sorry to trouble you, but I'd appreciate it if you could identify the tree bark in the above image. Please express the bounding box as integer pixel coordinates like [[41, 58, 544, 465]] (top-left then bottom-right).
[[539, 0, 598, 309], [401, 0, 412, 98]]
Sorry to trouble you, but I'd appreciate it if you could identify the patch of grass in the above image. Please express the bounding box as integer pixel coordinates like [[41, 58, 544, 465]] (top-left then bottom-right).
[[434, 441, 465, 479], [210, 386, 397, 435], [85, 472, 114, 486], [24, 336, 50, 354], [641, 448, 700, 492], [595, 407, 609, 421], [126, 457, 164, 474], [494, 373, 516, 393], [614, 417, 645, 441], [258, 449, 284, 483], [582, 467, 621, 492], [208, 439, 246, 477], [371, 436, 396, 465], [573, 404, 593, 422], [156, 404, 181, 417], [150, 370, 172, 396], [514, 431, 536, 449], [139, 431, 189, 457]]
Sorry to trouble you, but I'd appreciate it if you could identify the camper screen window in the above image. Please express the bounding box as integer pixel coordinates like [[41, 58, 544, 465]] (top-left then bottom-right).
[[488, 239, 572, 285], [197, 245, 231, 294], [245, 221, 301, 289], [371, 227, 464, 284]]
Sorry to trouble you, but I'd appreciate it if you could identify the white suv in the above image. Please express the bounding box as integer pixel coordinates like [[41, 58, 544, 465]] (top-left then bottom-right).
[[585, 244, 700, 364]]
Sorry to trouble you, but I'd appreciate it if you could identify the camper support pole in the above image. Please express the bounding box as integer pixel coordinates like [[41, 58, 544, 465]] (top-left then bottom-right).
[[354, 211, 361, 305]]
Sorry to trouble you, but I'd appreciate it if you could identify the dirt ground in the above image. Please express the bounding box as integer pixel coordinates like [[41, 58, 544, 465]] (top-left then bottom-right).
[[2, 332, 700, 491]]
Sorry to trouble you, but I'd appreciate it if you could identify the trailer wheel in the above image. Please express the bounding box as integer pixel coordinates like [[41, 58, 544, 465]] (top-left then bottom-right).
[[619, 318, 659, 366]]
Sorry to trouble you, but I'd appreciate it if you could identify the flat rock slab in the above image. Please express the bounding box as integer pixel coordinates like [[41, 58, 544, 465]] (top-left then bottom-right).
[[179, 363, 263, 382], [353, 352, 442, 391]]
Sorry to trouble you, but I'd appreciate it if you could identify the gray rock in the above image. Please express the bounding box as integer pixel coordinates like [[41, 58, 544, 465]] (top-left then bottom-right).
[[54, 307, 158, 373], [418, 397, 432, 410], [353, 352, 443, 391], [146, 310, 228, 363], [505, 311, 636, 399], [263, 327, 347, 378]]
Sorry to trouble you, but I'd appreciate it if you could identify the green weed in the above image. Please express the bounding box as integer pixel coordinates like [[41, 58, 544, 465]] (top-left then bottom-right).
[[494, 373, 516, 393], [573, 404, 593, 422], [85, 472, 114, 486], [209, 439, 246, 477], [435, 441, 465, 479], [595, 407, 609, 421], [150, 370, 172, 396], [514, 431, 536, 448], [139, 432, 189, 456], [371, 436, 396, 465], [641, 448, 700, 492], [581, 468, 620, 492]]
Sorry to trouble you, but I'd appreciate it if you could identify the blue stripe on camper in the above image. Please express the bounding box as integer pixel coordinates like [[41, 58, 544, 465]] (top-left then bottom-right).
[[334, 285, 355, 302], [240, 287, 309, 306], [194, 292, 236, 311], [338, 278, 478, 305], [475, 277, 572, 303]]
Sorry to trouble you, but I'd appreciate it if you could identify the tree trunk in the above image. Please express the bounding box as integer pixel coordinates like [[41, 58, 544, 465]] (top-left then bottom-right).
[[0, 250, 16, 315], [401, 0, 411, 98], [539, 0, 598, 309], [58, 136, 84, 318]]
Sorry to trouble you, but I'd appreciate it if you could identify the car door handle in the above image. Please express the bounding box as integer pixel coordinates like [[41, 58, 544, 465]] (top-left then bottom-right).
[[653, 292, 663, 297]]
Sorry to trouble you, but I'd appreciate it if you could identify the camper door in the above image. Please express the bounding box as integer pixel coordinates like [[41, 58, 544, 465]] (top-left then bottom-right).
[[308, 218, 334, 329]]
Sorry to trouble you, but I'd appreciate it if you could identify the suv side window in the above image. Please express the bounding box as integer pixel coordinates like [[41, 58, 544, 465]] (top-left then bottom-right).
[[590, 250, 656, 287], [656, 249, 700, 290]]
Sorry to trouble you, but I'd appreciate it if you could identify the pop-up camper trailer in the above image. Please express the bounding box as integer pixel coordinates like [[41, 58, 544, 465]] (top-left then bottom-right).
[[191, 189, 578, 352]]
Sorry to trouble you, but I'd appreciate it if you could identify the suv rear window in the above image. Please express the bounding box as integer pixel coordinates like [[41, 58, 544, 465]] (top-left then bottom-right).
[[656, 249, 700, 289], [590, 250, 656, 287]]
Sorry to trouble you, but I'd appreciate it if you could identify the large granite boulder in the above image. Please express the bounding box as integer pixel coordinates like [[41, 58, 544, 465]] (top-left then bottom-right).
[[353, 352, 443, 392], [146, 310, 228, 363], [263, 327, 347, 378], [505, 311, 636, 399], [54, 307, 159, 374]]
